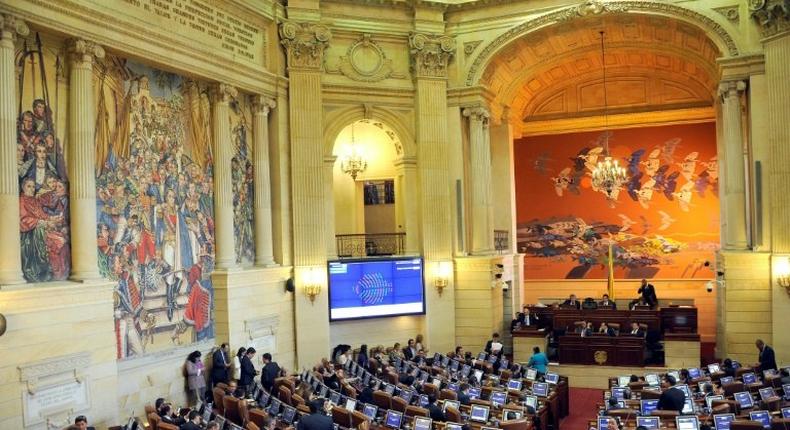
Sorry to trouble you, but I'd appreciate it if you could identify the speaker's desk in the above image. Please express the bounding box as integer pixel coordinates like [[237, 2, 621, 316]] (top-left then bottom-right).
[[558, 334, 646, 366]]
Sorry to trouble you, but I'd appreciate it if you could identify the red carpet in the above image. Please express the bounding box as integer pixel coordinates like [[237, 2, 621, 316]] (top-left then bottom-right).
[[560, 388, 602, 429]]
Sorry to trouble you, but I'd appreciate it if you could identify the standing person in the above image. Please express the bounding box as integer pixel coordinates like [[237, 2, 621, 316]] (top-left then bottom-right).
[[186, 350, 206, 405], [211, 343, 230, 387], [415, 334, 426, 353], [484, 333, 503, 355], [637, 279, 658, 309], [357, 344, 369, 369], [261, 352, 281, 391], [657, 375, 685, 413], [240, 347, 258, 393], [233, 347, 246, 381], [527, 346, 549, 374], [755, 339, 777, 373]]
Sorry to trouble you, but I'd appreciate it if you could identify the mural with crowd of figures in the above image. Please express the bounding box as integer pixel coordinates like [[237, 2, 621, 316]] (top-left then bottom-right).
[[16, 34, 71, 283], [230, 97, 255, 265], [94, 58, 216, 359], [515, 123, 720, 279]]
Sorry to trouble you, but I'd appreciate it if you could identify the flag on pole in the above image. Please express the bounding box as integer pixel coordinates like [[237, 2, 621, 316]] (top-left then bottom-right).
[[607, 241, 615, 300]]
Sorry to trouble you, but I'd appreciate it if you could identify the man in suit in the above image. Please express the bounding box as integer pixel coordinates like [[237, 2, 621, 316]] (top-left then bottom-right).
[[458, 383, 472, 405], [159, 404, 186, 427], [403, 339, 417, 360], [599, 294, 617, 309], [657, 375, 685, 413], [484, 333, 502, 355], [628, 322, 645, 337], [297, 399, 333, 430], [599, 322, 616, 337], [520, 307, 540, 327], [426, 395, 446, 422], [180, 410, 203, 430], [239, 347, 258, 392], [755, 339, 777, 373], [211, 343, 230, 387], [261, 352, 281, 391], [638, 279, 658, 309], [562, 294, 581, 309]]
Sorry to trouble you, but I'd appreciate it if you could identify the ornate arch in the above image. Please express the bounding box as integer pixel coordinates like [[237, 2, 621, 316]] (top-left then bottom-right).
[[323, 105, 416, 160], [464, 0, 742, 87]]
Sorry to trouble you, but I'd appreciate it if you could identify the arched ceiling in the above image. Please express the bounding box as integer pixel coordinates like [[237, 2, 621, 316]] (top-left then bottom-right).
[[481, 14, 722, 125]]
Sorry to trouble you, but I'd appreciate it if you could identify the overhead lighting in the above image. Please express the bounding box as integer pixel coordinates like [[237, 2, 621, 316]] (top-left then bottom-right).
[[340, 122, 368, 180], [591, 30, 628, 199]]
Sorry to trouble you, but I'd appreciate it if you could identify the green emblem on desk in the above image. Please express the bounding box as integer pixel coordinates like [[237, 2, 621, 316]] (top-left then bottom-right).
[[594, 350, 608, 365]]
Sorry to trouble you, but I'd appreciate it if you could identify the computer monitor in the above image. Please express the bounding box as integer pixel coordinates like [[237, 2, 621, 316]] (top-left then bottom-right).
[[477, 352, 488, 361], [469, 405, 490, 423], [259, 390, 271, 407], [676, 416, 700, 430], [490, 391, 507, 406], [385, 410, 403, 429], [645, 374, 660, 386], [320, 385, 329, 397], [782, 407, 790, 419], [468, 387, 481, 400], [706, 395, 724, 409], [461, 365, 471, 378], [687, 368, 701, 379], [500, 358, 509, 369], [363, 404, 378, 419], [617, 376, 630, 387], [734, 391, 754, 409], [228, 423, 244, 430], [450, 360, 459, 371], [447, 382, 459, 392], [749, 410, 771, 428], [269, 398, 281, 415], [215, 415, 226, 430], [444, 423, 463, 430], [419, 394, 429, 408], [667, 370, 680, 382], [598, 416, 613, 430], [442, 356, 450, 367], [384, 384, 396, 395], [758, 387, 776, 401], [545, 372, 559, 385], [636, 417, 660, 429], [363, 373, 371, 385], [526, 368, 538, 381], [532, 382, 549, 397], [507, 379, 522, 391], [311, 379, 320, 391], [432, 378, 441, 388], [473, 369, 484, 384], [503, 409, 523, 421], [524, 395, 538, 411], [676, 384, 692, 399], [345, 398, 357, 412], [682, 397, 695, 414], [202, 406, 212, 423], [742, 372, 757, 384], [442, 400, 460, 413], [399, 389, 413, 403], [784, 384, 790, 400], [712, 413, 735, 430], [330, 391, 342, 405], [708, 363, 721, 374], [282, 406, 297, 424], [641, 399, 659, 415], [487, 354, 498, 364], [413, 417, 432, 430], [611, 387, 626, 400], [720, 376, 734, 385]]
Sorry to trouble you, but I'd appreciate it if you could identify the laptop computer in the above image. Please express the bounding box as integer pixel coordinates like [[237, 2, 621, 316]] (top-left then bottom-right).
[[781, 407, 790, 419], [363, 404, 378, 419], [490, 391, 507, 407], [676, 416, 700, 430], [748, 410, 770, 429], [526, 368, 538, 381], [442, 400, 460, 413], [507, 379, 522, 391], [413, 417, 432, 430], [640, 399, 658, 415], [524, 395, 538, 411], [469, 405, 490, 423], [385, 410, 403, 429], [545, 372, 559, 384], [532, 382, 549, 397], [712, 414, 735, 430], [636, 417, 660, 429], [734, 391, 754, 409]]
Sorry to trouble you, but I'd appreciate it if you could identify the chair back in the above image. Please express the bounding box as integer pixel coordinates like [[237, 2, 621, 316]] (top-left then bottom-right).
[[343, 384, 357, 399], [723, 381, 746, 397], [471, 399, 492, 408], [373, 390, 392, 410], [640, 389, 661, 400], [771, 419, 790, 430], [711, 403, 732, 415], [146, 412, 160, 430], [292, 393, 306, 408], [144, 404, 156, 415], [650, 410, 679, 419], [217, 382, 229, 391], [392, 396, 408, 412], [422, 383, 439, 396], [213, 387, 227, 413], [628, 381, 647, 391], [248, 409, 267, 428], [445, 407, 462, 423], [607, 409, 638, 419], [405, 405, 429, 418], [157, 423, 179, 430], [246, 422, 261, 430], [730, 421, 765, 430], [499, 419, 529, 430], [223, 395, 243, 425], [439, 389, 457, 401], [332, 405, 353, 428], [279, 385, 293, 406], [351, 410, 371, 430], [500, 369, 512, 382]]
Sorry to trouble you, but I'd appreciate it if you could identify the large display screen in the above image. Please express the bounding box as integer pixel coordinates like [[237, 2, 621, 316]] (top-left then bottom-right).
[[328, 257, 425, 321]]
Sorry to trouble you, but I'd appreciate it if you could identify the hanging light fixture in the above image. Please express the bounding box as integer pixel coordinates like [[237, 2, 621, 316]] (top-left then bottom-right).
[[340, 122, 368, 180], [591, 30, 628, 199]]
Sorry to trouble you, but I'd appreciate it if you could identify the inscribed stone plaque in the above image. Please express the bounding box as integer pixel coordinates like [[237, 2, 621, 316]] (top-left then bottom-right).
[[23, 381, 89, 427]]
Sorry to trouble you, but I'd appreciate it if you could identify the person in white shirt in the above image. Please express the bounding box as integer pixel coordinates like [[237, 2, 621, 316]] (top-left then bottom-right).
[[232, 347, 246, 381]]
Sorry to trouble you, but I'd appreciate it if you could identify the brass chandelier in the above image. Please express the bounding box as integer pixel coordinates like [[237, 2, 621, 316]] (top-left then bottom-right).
[[340, 122, 368, 180]]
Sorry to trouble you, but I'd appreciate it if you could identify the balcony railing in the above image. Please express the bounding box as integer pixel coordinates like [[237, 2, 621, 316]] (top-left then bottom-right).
[[336, 233, 406, 258], [494, 230, 510, 253]]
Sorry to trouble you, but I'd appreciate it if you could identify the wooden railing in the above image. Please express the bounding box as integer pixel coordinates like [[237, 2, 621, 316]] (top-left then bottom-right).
[[336, 233, 405, 258]]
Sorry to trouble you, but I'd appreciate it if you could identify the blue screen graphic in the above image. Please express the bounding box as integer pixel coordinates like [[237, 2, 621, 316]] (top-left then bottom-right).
[[328, 258, 425, 321]]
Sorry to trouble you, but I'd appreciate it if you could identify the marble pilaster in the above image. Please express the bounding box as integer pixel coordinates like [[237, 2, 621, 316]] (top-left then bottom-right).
[[323, 156, 338, 260], [0, 14, 28, 285], [718, 80, 748, 250], [252, 95, 277, 267], [211, 83, 238, 269], [67, 38, 104, 281], [463, 106, 494, 255]]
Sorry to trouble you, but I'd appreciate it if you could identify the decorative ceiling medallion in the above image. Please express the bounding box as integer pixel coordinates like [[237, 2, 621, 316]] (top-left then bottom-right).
[[714, 5, 740, 22], [464, 40, 483, 57], [338, 33, 402, 82]]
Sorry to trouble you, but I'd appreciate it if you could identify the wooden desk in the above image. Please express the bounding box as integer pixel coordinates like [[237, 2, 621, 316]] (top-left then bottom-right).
[[558, 335, 645, 366], [512, 329, 549, 363], [527, 306, 697, 335]]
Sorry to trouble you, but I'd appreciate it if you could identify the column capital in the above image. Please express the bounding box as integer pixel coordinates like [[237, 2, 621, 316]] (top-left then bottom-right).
[[251, 95, 276, 116], [718, 80, 747, 100], [66, 38, 105, 65], [462, 106, 491, 122], [750, 0, 790, 38], [279, 21, 331, 71], [1, 13, 29, 41], [408, 33, 456, 79], [209, 83, 237, 104]]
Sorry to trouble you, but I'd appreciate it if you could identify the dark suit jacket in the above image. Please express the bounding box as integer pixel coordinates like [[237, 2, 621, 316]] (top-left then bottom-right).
[[359, 387, 374, 404], [638, 284, 658, 307], [484, 340, 493, 354], [240, 355, 256, 387], [628, 329, 645, 338], [211, 349, 229, 383], [180, 422, 202, 430], [428, 404, 446, 422], [297, 412, 334, 430], [162, 415, 186, 426], [601, 327, 616, 337], [520, 313, 539, 327], [562, 299, 581, 309], [262, 361, 280, 390], [458, 392, 471, 405], [759, 345, 777, 372], [599, 300, 617, 309], [403, 347, 416, 361], [657, 387, 685, 413]]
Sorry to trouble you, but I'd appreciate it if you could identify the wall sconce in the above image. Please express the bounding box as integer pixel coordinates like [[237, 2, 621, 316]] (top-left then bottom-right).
[[303, 268, 323, 304], [0, 313, 5, 337], [776, 256, 790, 297], [435, 261, 452, 296]]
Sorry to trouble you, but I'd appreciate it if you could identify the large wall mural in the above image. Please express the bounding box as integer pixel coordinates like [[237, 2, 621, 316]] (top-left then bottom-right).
[[95, 59, 216, 359], [16, 34, 71, 283], [230, 97, 255, 265], [515, 123, 719, 279]]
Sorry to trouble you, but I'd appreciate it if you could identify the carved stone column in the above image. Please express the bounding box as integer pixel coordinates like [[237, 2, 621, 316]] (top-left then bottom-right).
[[211, 83, 238, 269], [280, 21, 331, 368], [463, 106, 494, 255], [67, 38, 104, 281], [410, 32, 456, 353], [252, 95, 277, 267], [0, 15, 28, 285], [323, 156, 338, 260], [394, 156, 420, 255], [719, 80, 748, 250]]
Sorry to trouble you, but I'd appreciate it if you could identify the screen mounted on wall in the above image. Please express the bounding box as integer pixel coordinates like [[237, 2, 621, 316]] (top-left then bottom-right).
[[328, 257, 425, 321]]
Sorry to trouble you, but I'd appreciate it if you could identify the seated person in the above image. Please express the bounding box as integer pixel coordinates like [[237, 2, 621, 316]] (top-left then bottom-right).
[[359, 379, 376, 404], [426, 395, 446, 422], [457, 383, 472, 405], [656, 375, 685, 413], [159, 404, 186, 426], [579, 321, 593, 337], [629, 297, 648, 310], [722, 358, 737, 377], [598, 322, 616, 337], [452, 345, 464, 359], [155, 398, 167, 417], [562, 294, 581, 309], [627, 322, 645, 337], [225, 380, 240, 396], [180, 410, 203, 430], [599, 294, 616, 309]]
